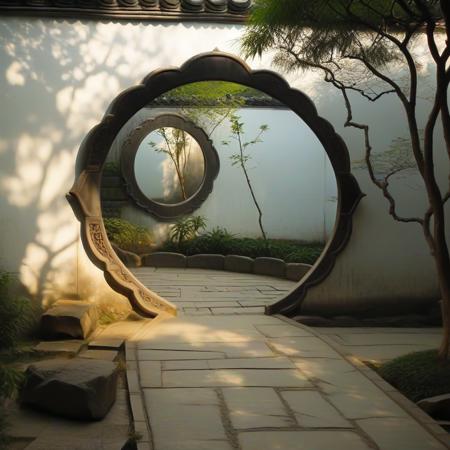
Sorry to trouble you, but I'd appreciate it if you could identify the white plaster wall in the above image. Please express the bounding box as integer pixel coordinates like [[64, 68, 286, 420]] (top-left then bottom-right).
[[109, 106, 337, 243], [0, 17, 447, 314]]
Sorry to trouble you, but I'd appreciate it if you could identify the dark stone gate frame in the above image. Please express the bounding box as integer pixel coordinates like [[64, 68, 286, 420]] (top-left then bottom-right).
[[120, 113, 220, 221], [67, 51, 364, 318]]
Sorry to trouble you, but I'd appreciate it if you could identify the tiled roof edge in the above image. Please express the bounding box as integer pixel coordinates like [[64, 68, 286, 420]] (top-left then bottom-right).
[[0, 0, 252, 24]]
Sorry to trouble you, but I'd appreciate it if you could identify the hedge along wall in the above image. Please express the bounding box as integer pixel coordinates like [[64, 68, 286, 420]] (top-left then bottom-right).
[[105, 105, 338, 245], [0, 17, 448, 314]]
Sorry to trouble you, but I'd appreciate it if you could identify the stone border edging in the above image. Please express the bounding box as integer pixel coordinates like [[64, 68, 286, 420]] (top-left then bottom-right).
[[275, 315, 450, 449], [138, 252, 312, 282]]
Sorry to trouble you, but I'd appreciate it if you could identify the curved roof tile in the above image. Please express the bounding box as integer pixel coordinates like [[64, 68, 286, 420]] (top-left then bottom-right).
[[0, 0, 252, 22]]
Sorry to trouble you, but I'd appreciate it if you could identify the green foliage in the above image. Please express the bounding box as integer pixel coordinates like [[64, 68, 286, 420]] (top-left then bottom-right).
[[162, 81, 251, 138], [225, 114, 269, 240], [377, 349, 450, 402], [166, 81, 266, 103], [242, 0, 441, 68], [0, 366, 24, 400], [104, 218, 153, 255], [0, 272, 34, 351], [169, 216, 207, 246], [0, 272, 33, 448], [161, 230, 323, 264]]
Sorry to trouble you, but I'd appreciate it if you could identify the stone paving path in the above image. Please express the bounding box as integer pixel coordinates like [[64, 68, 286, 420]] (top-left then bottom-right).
[[126, 268, 449, 450]]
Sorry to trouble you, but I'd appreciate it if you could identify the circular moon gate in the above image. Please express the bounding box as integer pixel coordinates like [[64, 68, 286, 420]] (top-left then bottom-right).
[[121, 113, 220, 220], [67, 52, 364, 318]]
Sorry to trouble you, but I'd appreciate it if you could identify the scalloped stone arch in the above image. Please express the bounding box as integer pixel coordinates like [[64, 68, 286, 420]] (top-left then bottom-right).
[[67, 51, 364, 318]]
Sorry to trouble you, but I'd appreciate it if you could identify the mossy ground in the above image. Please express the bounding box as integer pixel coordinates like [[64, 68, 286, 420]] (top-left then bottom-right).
[[376, 349, 450, 402]]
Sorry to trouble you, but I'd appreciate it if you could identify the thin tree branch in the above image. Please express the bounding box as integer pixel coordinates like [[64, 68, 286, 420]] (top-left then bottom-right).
[[335, 77, 423, 224]]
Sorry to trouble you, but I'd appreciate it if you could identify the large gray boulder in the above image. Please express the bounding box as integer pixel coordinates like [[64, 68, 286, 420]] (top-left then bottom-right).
[[41, 300, 98, 340], [21, 359, 118, 420]]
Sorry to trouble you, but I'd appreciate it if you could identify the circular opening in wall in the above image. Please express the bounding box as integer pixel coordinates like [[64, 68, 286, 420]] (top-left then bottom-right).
[[69, 52, 363, 318], [119, 114, 220, 220], [134, 127, 205, 205]]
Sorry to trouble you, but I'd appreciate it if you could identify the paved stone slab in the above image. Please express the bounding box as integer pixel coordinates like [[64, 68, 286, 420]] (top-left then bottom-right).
[[208, 357, 296, 370], [238, 430, 372, 450], [294, 357, 357, 378], [335, 344, 438, 362], [138, 341, 274, 358], [135, 318, 266, 343], [138, 350, 225, 360], [144, 388, 233, 450], [269, 336, 341, 358], [183, 307, 212, 316], [163, 360, 210, 370], [326, 387, 409, 419], [211, 306, 265, 315], [280, 390, 351, 428], [255, 324, 313, 338], [139, 361, 162, 387], [334, 332, 442, 347], [162, 369, 312, 388], [294, 359, 379, 395], [223, 388, 294, 429], [162, 357, 295, 370], [357, 417, 447, 450], [94, 320, 149, 341], [88, 339, 124, 349]]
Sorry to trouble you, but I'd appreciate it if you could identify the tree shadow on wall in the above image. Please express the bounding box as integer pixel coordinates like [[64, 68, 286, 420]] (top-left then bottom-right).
[[0, 18, 164, 308]]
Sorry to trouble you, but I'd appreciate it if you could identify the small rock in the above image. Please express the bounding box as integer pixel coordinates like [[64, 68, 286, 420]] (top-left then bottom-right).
[[142, 252, 186, 268], [253, 257, 286, 278], [187, 254, 225, 270], [41, 300, 98, 340], [285, 263, 312, 281], [34, 340, 85, 355], [224, 255, 254, 273], [418, 394, 450, 420], [21, 359, 118, 420], [111, 243, 141, 267]]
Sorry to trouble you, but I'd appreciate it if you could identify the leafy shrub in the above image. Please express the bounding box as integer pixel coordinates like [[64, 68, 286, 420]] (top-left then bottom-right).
[[161, 229, 323, 264], [104, 218, 153, 255], [0, 271, 33, 447], [0, 366, 24, 400], [0, 272, 34, 351], [377, 349, 450, 402], [169, 216, 207, 247]]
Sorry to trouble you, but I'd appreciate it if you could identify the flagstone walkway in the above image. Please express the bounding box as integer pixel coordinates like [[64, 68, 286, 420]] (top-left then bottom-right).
[[124, 268, 449, 450]]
